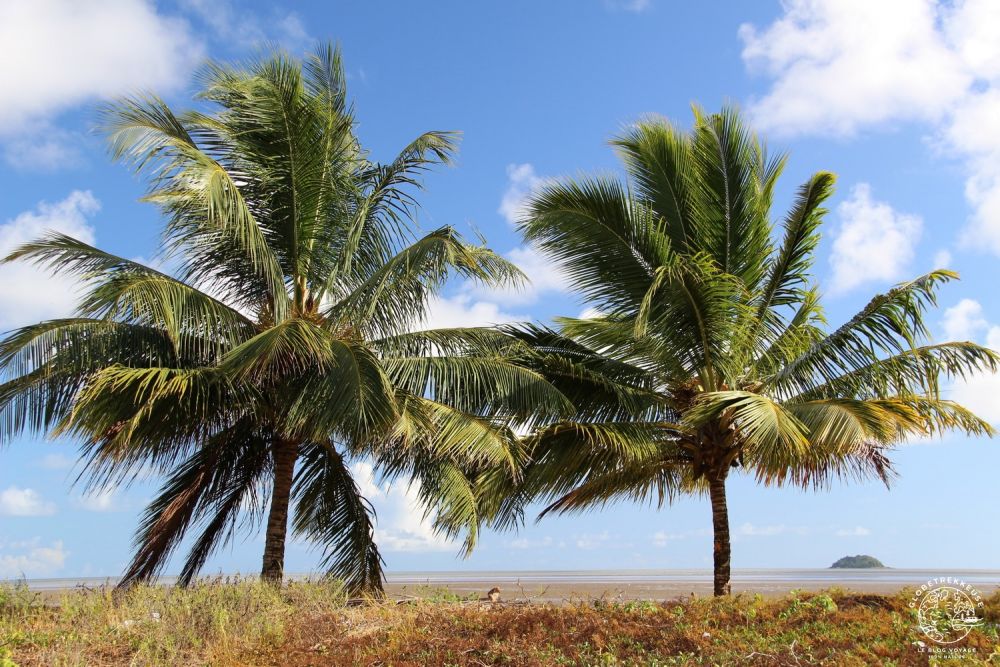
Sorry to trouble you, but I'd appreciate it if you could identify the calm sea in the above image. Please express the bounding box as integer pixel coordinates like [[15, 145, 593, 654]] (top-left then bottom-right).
[[12, 568, 1000, 591]]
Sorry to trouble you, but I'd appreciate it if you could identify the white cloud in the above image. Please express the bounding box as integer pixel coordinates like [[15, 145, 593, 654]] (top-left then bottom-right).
[[349, 462, 457, 553], [951, 366, 1000, 425], [504, 246, 571, 301], [940, 299, 1000, 424], [0, 538, 67, 578], [946, 89, 1000, 253], [498, 163, 549, 226], [466, 245, 571, 308], [835, 526, 871, 537], [75, 489, 119, 513], [942, 298, 991, 341], [0, 0, 201, 135], [178, 0, 309, 49], [436, 168, 575, 318], [0, 487, 56, 517], [739, 0, 1000, 255], [422, 293, 526, 330], [0, 190, 100, 329], [740, 0, 967, 136], [933, 249, 953, 269], [829, 184, 922, 293], [38, 453, 74, 470]]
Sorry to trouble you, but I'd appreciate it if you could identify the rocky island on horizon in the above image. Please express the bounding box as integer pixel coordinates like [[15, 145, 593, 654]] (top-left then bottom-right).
[[830, 555, 886, 569]]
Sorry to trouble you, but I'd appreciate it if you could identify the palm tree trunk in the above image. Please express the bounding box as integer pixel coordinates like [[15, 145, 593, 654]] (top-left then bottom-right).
[[709, 472, 732, 596], [261, 439, 297, 584]]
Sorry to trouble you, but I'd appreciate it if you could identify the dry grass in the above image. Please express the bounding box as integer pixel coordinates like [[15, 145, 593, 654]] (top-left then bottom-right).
[[2, 580, 998, 665]]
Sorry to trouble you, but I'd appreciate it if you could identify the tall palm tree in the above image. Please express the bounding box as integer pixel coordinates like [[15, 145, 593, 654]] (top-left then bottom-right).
[[0, 45, 567, 593], [492, 107, 998, 596]]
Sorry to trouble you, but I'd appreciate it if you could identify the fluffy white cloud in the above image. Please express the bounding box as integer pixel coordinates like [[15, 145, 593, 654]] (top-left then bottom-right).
[[465, 245, 571, 308], [504, 246, 571, 301], [940, 298, 1000, 425], [942, 298, 991, 341], [0, 190, 100, 329], [933, 249, 953, 269], [0, 0, 201, 134], [740, 0, 967, 136], [951, 365, 1000, 426], [945, 89, 1000, 253], [740, 0, 1000, 255], [425, 167, 575, 323], [0, 487, 57, 517], [422, 293, 526, 330], [498, 163, 549, 226], [829, 184, 922, 293], [835, 526, 872, 537], [0, 538, 67, 577], [350, 462, 457, 553]]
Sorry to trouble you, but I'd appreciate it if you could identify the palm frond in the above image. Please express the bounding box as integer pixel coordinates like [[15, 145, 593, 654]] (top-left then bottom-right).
[[293, 443, 384, 595]]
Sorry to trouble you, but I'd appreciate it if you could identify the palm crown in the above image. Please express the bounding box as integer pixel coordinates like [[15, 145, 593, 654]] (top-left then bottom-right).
[[496, 107, 998, 595], [0, 45, 568, 594]]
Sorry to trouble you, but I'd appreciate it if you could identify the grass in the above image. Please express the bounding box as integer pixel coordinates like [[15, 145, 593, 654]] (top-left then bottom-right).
[[1, 580, 998, 665]]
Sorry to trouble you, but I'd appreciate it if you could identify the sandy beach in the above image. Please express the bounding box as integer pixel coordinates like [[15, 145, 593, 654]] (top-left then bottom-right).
[[17, 568, 999, 603], [382, 568, 1000, 602]]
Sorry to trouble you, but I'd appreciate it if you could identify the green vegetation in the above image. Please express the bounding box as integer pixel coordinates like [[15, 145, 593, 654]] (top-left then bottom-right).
[[2, 581, 998, 665], [488, 106, 999, 596], [832, 555, 886, 568], [0, 44, 553, 594]]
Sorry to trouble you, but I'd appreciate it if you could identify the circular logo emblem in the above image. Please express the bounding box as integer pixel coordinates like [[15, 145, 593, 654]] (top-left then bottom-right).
[[910, 578, 984, 645]]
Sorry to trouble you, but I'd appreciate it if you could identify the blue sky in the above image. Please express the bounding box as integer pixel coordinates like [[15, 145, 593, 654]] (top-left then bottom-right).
[[1, 0, 999, 580]]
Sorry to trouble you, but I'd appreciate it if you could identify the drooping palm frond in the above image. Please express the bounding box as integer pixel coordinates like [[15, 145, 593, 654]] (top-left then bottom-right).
[[119, 421, 271, 587], [293, 442, 383, 595]]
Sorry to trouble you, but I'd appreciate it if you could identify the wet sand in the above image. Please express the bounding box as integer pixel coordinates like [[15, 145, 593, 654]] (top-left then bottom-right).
[[17, 569, 999, 604], [383, 569, 1000, 602]]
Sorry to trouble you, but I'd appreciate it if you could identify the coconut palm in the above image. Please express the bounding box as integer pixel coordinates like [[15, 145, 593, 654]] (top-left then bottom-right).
[[0, 45, 567, 593], [492, 107, 998, 596]]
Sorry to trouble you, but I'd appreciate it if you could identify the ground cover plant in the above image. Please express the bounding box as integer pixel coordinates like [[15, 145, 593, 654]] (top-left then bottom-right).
[[2, 580, 998, 665]]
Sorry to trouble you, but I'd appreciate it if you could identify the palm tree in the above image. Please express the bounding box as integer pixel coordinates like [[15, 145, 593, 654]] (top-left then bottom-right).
[[0, 45, 567, 593], [492, 107, 998, 596]]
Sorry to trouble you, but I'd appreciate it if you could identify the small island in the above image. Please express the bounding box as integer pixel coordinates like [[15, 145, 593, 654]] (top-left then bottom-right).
[[830, 555, 886, 569]]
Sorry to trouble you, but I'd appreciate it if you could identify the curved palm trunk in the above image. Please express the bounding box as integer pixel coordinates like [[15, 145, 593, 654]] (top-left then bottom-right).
[[709, 472, 732, 596], [261, 440, 298, 583]]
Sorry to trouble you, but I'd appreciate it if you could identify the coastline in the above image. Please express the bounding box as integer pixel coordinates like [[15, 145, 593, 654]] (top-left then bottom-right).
[[14, 568, 999, 602]]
